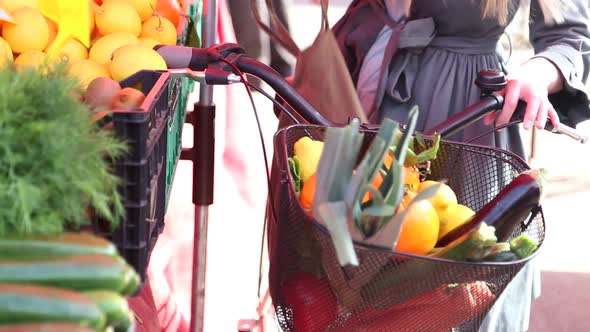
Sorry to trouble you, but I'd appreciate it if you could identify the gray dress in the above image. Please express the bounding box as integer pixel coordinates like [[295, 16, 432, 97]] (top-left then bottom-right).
[[356, 1, 590, 331]]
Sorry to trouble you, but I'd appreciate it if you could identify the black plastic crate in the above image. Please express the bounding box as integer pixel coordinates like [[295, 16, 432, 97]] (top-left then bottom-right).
[[92, 70, 184, 282]]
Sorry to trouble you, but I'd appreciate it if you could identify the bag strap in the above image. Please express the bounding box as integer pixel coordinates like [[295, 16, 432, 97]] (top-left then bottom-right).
[[320, 0, 330, 31], [367, 1, 409, 119], [250, 0, 300, 56]]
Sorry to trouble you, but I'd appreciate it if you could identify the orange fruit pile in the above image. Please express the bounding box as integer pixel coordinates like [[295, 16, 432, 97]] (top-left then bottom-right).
[[0, 0, 183, 86]]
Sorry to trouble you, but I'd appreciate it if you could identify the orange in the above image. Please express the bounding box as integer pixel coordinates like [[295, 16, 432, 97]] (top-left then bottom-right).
[[2, 7, 49, 53], [14, 50, 47, 70], [56, 39, 89, 63], [155, 0, 182, 27], [138, 37, 160, 49], [68, 59, 111, 88], [299, 173, 317, 215], [90, 0, 101, 38], [89, 32, 139, 65], [0, 37, 12, 67], [0, 0, 39, 12], [382, 152, 421, 192], [404, 166, 421, 192], [45, 18, 58, 51], [109, 43, 167, 81], [88, 0, 96, 33], [394, 200, 439, 255], [140, 15, 177, 45], [399, 190, 417, 211], [95, 2, 142, 36], [383, 150, 393, 169], [114, 0, 158, 22], [299, 171, 384, 216]]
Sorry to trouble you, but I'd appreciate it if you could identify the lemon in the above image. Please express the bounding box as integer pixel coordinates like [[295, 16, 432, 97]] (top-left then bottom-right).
[[417, 180, 458, 215], [2, 8, 49, 53], [0, 37, 13, 67], [138, 37, 160, 49], [14, 50, 47, 70], [0, 0, 39, 12], [56, 39, 89, 63], [95, 2, 142, 36], [140, 15, 177, 45], [437, 204, 475, 240], [112, 0, 158, 21], [110, 44, 166, 81], [89, 32, 139, 65], [90, 35, 102, 48], [69, 59, 111, 88]]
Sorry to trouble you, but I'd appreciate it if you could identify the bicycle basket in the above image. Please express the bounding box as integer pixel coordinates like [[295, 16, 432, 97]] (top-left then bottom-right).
[[267, 124, 545, 332]]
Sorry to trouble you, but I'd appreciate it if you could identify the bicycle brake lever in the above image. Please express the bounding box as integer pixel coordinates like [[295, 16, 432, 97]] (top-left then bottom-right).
[[478, 69, 588, 144], [510, 103, 588, 144]]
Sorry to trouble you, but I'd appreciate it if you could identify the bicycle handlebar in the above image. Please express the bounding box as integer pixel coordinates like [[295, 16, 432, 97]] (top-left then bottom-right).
[[234, 57, 332, 127], [424, 94, 505, 137], [155, 43, 588, 144]]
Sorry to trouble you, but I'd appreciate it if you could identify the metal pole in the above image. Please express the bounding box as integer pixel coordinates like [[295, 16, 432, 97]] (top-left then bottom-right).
[[198, 0, 218, 107], [190, 0, 217, 331]]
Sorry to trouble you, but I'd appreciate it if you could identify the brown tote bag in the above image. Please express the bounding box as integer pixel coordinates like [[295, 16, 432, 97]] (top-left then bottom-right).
[[250, 0, 368, 127]]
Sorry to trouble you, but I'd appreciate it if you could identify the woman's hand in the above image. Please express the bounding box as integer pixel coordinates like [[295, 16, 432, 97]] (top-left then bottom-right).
[[484, 57, 564, 130]]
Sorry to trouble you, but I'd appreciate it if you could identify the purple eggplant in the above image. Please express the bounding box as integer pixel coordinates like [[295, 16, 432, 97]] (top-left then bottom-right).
[[437, 169, 545, 246]]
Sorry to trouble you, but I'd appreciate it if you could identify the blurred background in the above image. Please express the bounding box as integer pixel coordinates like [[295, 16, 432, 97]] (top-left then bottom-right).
[[155, 1, 590, 331]]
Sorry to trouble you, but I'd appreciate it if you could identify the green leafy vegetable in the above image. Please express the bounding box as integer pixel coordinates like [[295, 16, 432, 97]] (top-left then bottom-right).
[[309, 106, 446, 266], [313, 119, 364, 266], [288, 156, 302, 193], [0, 64, 127, 236], [509, 233, 539, 259]]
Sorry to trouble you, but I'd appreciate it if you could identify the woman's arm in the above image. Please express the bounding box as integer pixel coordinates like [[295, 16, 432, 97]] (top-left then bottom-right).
[[486, 0, 590, 130]]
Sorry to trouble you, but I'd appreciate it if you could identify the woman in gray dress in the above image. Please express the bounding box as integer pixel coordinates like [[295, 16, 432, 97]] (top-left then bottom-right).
[[345, 0, 590, 331]]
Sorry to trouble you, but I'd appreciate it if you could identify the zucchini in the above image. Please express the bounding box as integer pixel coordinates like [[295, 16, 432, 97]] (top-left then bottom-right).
[[0, 284, 105, 330], [0, 255, 139, 295], [83, 291, 132, 332], [437, 169, 544, 246], [509, 233, 539, 259], [120, 268, 140, 297], [0, 323, 95, 332], [0, 233, 118, 261], [484, 251, 520, 262], [432, 222, 498, 261], [488, 242, 511, 255]]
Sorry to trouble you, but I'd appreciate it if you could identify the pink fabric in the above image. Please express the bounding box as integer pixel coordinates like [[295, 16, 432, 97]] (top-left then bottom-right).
[[137, 1, 261, 331], [127, 279, 170, 332]]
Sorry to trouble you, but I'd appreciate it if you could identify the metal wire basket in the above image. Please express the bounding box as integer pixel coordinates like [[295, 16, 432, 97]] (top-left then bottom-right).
[[267, 124, 545, 332]]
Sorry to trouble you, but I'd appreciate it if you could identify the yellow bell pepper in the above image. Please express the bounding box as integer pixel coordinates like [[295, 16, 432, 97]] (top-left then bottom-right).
[[293, 136, 324, 183]]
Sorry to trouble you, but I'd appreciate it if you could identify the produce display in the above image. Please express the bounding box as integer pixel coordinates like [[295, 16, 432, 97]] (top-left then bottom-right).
[[0, 0, 190, 329], [0, 64, 125, 236], [0, 51, 141, 331], [0, 0, 191, 126], [289, 108, 542, 264], [0, 232, 140, 331], [0, 0, 183, 87]]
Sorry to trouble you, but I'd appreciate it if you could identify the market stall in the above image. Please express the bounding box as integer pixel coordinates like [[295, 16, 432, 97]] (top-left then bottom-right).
[[0, 0, 204, 330]]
